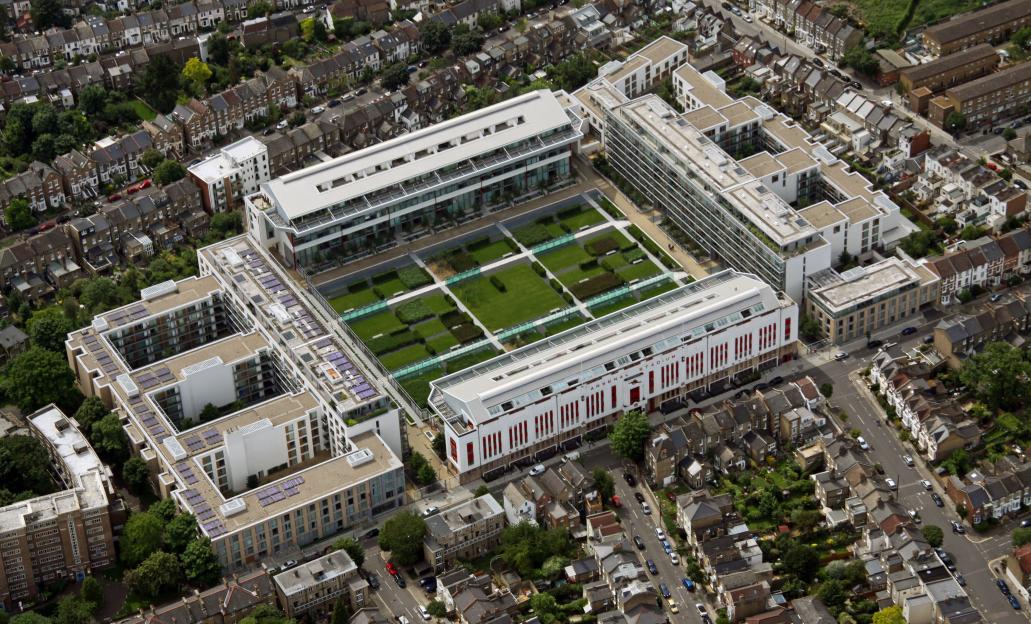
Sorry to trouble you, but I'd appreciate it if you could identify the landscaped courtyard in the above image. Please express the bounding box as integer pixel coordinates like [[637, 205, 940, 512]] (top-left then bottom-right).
[[319, 196, 687, 406]]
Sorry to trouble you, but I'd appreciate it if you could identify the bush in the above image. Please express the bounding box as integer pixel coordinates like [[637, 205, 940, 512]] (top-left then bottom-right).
[[623, 248, 645, 263], [585, 237, 619, 256], [563, 292, 574, 304], [398, 266, 431, 289], [550, 278, 564, 293], [367, 329, 421, 354], [372, 270, 398, 285], [441, 310, 471, 327], [466, 237, 491, 251], [532, 262, 546, 277], [451, 323, 484, 343], [597, 197, 622, 219], [448, 252, 478, 273], [515, 224, 553, 247], [570, 273, 624, 300], [396, 300, 433, 324], [627, 224, 677, 268], [560, 222, 573, 233], [490, 275, 507, 292]]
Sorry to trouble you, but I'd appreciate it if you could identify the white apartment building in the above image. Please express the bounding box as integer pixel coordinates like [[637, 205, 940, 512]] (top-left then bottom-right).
[[188, 136, 271, 213], [430, 271, 798, 481]]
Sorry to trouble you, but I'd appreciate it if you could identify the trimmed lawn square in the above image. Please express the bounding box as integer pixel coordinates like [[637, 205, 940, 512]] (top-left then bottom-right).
[[584, 230, 632, 252], [618, 259, 663, 282], [513, 222, 567, 247], [423, 292, 456, 316], [329, 287, 380, 313], [348, 310, 405, 340], [469, 240, 516, 265], [589, 296, 637, 318], [445, 347, 502, 373], [373, 276, 408, 299], [558, 264, 608, 287], [399, 367, 444, 408], [412, 317, 448, 340], [637, 279, 678, 300], [538, 243, 592, 274], [558, 206, 605, 231], [426, 331, 459, 353], [543, 315, 587, 336], [379, 343, 433, 371], [452, 264, 567, 331]]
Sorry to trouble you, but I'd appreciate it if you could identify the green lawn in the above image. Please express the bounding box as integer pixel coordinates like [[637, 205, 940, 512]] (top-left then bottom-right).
[[636, 279, 679, 300], [330, 287, 380, 313], [422, 292, 456, 316], [585, 230, 633, 250], [374, 276, 408, 299], [470, 240, 516, 265], [543, 315, 587, 336], [452, 264, 567, 331], [590, 296, 637, 317], [559, 206, 606, 231], [413, 317, 448, 339], [348, 310, 405, 340], [618, 259, 663, 282], [558, 264, 608, 287], [129, 99, 158, 121], [380, 343, 433, 371], [427, 331, 460, 353], [538, 243, 592, 273], [399, 366, 445, 408], [445, 347, 502, 372]]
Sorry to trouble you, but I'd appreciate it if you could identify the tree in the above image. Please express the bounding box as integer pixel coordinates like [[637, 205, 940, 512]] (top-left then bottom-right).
[[154, 160, 187, 185], [182, 538, 222, 587], [11, 614, 51, 624], [419, 20, 451, 54], [289, 111, 306, 127], [799, 314, 822, 341], [959, 342, 1031, 410], [313, 19, 328, 42], [3, 347, 81, 414], [959, 224, 986, 240], [80, 576, 102, 607], [150, 498, 179, 522], [609, 410, 650, 462], [477, 12, 503, 31], [530, 593, 560, 624], [1005, 128, 1018, 140], [4, 197, 35, 231], [381, 63, 410, 91], [1014, 527, 1031, 547], [125, 550, 181, 598], [122, 456, 151, 493], [211, 211, 243, 238], [781, 542, 820, 583], [945, 111, 967, 133], [592, 467, 614, 501], [141, 148, 165, 170], [90, 412, 128, 462], [432, 432, 446, 459], [74, 396, 110, 433], [921, 525, 943, 547], [842, 45, 878, 76], [552, 52, 596, 92], [474, 485, 490, 497], [30, 0, 67, 29], [248, 0, 273, 16], [78, 276, 123, 313], [820, 383, 833, 398], [378, 511, 427, 565], [451, 24, 484, 55], [164, 513, 198, 554], [333, 537, 365, 568], [417, 463, 437, 485], [498, 522, 574, 577], [0, 435, 56, 498], [427, 600, 447, 618], [331, 600, 349, 624], [122, 511, 165, 567], [872, 606, 905, 624], [816, 579, 847, 610], [55, 596, 94, 624], [27, 307, 74, 352], [141, 55, 181, 114]]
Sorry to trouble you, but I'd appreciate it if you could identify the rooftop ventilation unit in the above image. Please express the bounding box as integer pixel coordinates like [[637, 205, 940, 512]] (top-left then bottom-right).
[[141, 279, 178, 302], [165, 437, 187, 461], [222, 248, 245, 269], [117, 373, 139, 398], [220, 498, 247, 517], [345, 448, 375, 468]]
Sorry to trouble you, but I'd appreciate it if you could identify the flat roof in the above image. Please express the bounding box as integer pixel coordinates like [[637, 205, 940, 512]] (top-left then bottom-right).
[[718, 101, 759, 127], [798, 201, 846, 229], [634, 35, 688, 65], [739, 151, 784, 178], [900, 44, 996, 84], [425, 494, 503, 538], [808, 257, 938, 313], [431, 271, 789, 425], [29, 405, 105, 482], [189, 136, 266, 184], [274, 550, 358, 596], [682, 105, 729, 130], [99, 275, 221, 331], [674, 63, 734, 108], [261, 90, 574, 222], [605, 56, 650, 83]]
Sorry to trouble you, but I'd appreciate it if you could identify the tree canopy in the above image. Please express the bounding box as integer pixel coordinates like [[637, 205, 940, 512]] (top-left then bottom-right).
[[122, 511, 166, 567], [0, 435, 56, 499], [90, 412, 128, 463], [921, 525, 943, 547], [872, 606, 905, 624], [333, 537, 365, 568], [609, 410, 650, 462], [3, 347, 81, 414], [4, 198, 34, 232], [958, 342, 1031, 410], [141, 56, 182, 114], [27, 307, 74, 352], [380, 63, 410, 91], [419, 20, 451, 54], [498, 522, 575, 577], [124, 550, 181, 599], [780, 541, 820, 583], [182, 538, 222, 587], [378, 510, 427, 565], [154, 160, 188, 185]]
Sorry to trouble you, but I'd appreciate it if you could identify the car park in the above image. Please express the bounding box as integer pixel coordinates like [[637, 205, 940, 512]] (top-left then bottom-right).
[[647, 559, 658, 574]]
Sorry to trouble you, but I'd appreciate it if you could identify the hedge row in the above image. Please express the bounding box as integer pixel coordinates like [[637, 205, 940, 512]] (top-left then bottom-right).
[[368, 328, 420, 355], [396, 300, 433, 324], [623, 247, 645, 263], [570, 273, 624, 300], [490, 275, 506, 292], [371, 270, 398, 285], [627, 225, 679, 270], [442, 310, 473, 328], [579, 259, 598, 271], [597, 197, 622, 219], [532, 262, 546, 277], [452, 323, 484, 343], [398, 266, 432, 289], [515, 224, 553, 247], [557, 205, 585, 221]]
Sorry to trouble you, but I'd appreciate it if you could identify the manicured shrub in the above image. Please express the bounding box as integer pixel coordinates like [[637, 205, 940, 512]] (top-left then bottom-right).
[[557, 205, 585, 221], [532, 262, 546, 277], [372, 270, 398, 284], [563, 292, 574, 304], [586, 237, 619, 256], [441, 310, 472, 328], [550, 278, 563, 293], [396, 300, 433, 324], [398, 266, 432, 289], [597, 197, 622, 219], [490, 275, 506, 292], [466, 237, 491, 251], [570, 273, 624, 300], [560, 223, 572, 233], [579, 259, 599, 271], [367, 329, 420, 354], [623, 248, 646, 263], [451, 323, 484, 343]]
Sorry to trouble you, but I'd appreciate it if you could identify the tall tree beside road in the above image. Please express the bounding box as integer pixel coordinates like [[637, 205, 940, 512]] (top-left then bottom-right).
[[154, 160, 188, 185], [4, 198, 34, 232], [609, 410, 650, 462], [419, 20, 451, 54], [333, 537, 365, 568], [380, 63, 410, 91], [592, 468, 614, 501], [921, 525, 943, 547], [378, 511, 427, 565], [958, 342, 1031, 410]]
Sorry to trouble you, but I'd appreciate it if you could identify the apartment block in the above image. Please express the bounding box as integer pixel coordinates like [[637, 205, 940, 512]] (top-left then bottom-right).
[[188, 137, 271, 213], [595, 36, 689, 99], [244, 89, 583, 270], [66, 235, 406, 570], [899, 44, 999, 98], [430, 271, 798, 482], [0, 406, 116, 609], [928, 62, 1031, 128], [423, 494, 505, 573], [273, 550, 368, 618], [805, 256, 941, 344], [921, 0, 1031, 56]]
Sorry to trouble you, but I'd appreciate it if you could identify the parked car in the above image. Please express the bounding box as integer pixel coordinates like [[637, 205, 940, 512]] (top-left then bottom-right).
[[364, 528, 380, 539], [386, 562, 397, 576], [901, 326, 918, 336], [276, 119, 289, 129], [931, 493, 944, 507], [990, 293, 1003, 302], [921, 479, 932, 490], [669, 600, 680, 613], [611, 495, 622, 508], [108, 193, 121, 201], [395, 574, 406, 588], [1021, 518, 1031, 527], [834, 352, 849, 361], [903, 455, 914, 466], [857, 436, 870, 451], [647, 559, 658, 574], [328, 99, 341, 107], [634, 535, 646, 550], [655, 527, 666, 540], [367, 573, 380, 590], [529, 464, 545, 476], [310, 105, 326, 114], [641, 502, 651, 515], [999, 579, 1011, 595], [634, 492, 646, 503], [956, 575, 966, 587], [866, 339, 882, 349], [418, 606, 431, 621], [1010, 595, 1021, 610], [670, 552, 680, 565], [660, 583, 672, 599], [682, 578, 695, 591], [908, 509, 920, 523], [951, 521, 965, 534], [697, 603, 708, 617], [422, 506, 439, 516], [623, 472, 637, 487], [139, 179, 151, 189], [885, 478, 897, 490]]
